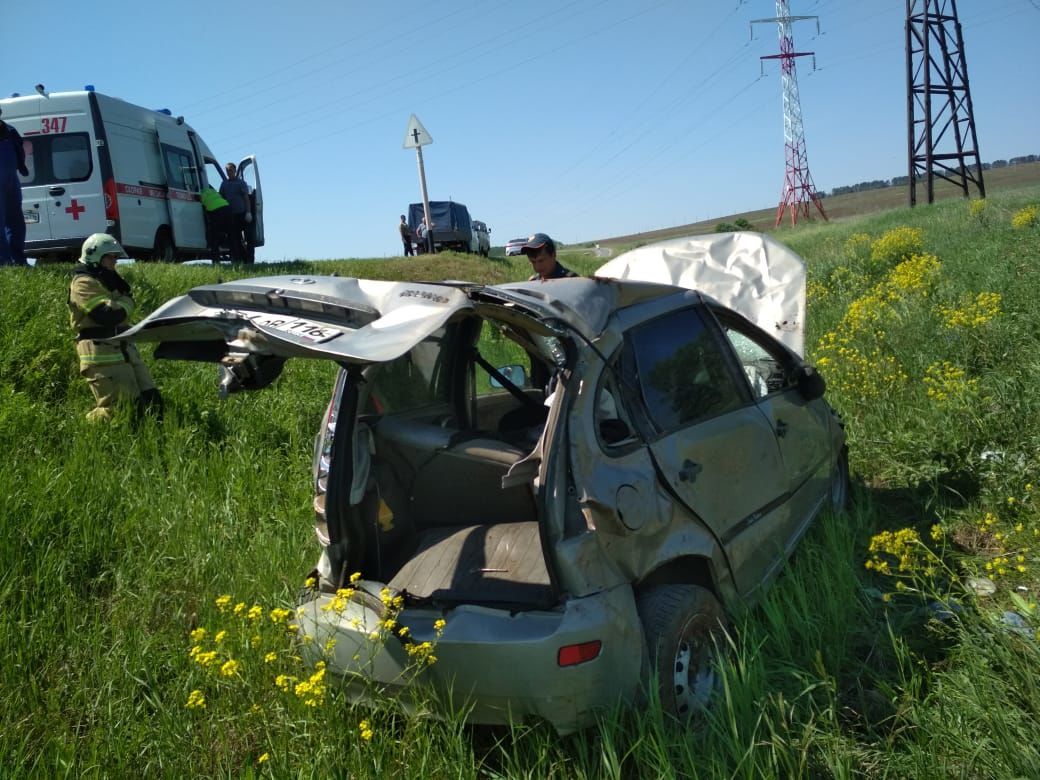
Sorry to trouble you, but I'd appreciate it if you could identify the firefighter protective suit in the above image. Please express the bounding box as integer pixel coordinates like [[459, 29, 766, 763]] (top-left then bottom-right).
[[68, 234, 161, 421]]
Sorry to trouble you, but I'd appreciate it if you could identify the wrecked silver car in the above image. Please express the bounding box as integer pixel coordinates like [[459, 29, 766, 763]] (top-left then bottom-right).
[[120, 232, 847, 732]]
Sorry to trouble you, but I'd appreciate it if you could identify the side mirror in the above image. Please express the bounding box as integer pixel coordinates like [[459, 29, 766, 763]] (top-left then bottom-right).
[[795, 364, 827, 401], [490, 364, 526, 389]]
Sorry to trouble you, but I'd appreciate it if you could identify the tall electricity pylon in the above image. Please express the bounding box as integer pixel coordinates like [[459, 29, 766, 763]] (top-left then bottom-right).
[[906, 0, 985, 206], [752, 1, 827, 226]]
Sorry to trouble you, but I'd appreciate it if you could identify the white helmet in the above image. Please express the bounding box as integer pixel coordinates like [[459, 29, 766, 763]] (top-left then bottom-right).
[[79, 233, 128, 265]]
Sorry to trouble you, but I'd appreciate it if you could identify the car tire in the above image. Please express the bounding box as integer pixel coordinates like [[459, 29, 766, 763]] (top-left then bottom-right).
[[152, 228, 175, 263], [637, 584, 727, 720], [830, 448, 850, 513]]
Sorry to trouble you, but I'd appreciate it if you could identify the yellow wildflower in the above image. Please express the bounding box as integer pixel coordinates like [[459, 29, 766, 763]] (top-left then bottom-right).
[[359, 720, 374, 742], [258, 753, 270, 764], [275, 674, 296, 692], [185, 689, 206, 709], [264, 651, 278, 663], [214, 630, 227, 644], [220, 659, 240, 678], [215, 594, 232, 612], [1011, 204, 1039, 229], [869, 227, 923, 271], [269, 607, 292, 623], [248, 605, 263, 622], [189, 627, 206, 643], [194, 650, 218, 667]]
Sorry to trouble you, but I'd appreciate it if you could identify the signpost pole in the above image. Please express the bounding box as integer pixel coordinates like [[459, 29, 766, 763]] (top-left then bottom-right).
[[403, 114, 435, 253], [415, 145, 432, 253]]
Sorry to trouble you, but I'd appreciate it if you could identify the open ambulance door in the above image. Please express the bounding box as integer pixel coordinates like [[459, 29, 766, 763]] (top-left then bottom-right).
[[156, 123, 207, 253], [237, 155, 264, 247]]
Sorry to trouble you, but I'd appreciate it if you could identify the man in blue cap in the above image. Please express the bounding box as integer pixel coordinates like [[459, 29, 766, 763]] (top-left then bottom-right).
[[521, 233, 576, 281], [0, 107, 30, 266]]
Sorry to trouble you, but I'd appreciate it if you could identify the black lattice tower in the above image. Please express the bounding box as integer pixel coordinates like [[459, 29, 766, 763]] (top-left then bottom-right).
[[906, 0, 985, 206], [753, 1, 827, 226]]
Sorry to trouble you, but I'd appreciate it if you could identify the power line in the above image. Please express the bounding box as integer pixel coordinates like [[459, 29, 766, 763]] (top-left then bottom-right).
[[206, 0, 598, 149], [182, 1, 491, 114], [240, 0, 681, 158]]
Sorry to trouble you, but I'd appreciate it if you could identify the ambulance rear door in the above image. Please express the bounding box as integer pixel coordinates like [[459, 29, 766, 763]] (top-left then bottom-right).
[[156, 122, 206, 251], [6, 100, 52, 244], [236, 155, 264, 247], [22, 101, 106, 245]]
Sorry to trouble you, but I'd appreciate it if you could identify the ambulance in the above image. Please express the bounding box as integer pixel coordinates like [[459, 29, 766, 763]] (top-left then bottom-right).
[[0, 86, 264, 263]]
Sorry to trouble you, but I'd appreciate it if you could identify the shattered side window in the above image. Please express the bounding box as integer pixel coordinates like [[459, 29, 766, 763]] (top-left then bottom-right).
[[628, 307, 743, 433], [714, 309, 797, 399]]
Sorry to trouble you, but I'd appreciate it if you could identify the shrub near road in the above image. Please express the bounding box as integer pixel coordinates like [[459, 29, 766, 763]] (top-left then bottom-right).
[[1, 190, 1039, 776]]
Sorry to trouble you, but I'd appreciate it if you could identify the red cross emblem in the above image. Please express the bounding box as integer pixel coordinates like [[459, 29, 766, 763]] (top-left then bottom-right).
[[65, 199, 86, 220]]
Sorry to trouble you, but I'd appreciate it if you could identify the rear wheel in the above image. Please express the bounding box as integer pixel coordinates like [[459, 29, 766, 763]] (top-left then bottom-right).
[[152, 228, 175, 263], [638, 585, 727, 720]]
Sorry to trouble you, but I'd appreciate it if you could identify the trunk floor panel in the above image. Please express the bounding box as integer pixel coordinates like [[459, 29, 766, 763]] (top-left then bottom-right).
[[389, 522, 553, 604]]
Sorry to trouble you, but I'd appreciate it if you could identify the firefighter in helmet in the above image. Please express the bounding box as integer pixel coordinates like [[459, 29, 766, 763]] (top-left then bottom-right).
[[68, 233, 162, 421]]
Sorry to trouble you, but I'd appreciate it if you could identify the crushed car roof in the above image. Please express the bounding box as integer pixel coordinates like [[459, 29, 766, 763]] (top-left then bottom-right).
[[595, 231, 807, 356]]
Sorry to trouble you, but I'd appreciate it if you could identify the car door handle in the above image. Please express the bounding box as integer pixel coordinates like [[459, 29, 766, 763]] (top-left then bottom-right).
[[49, 186, 66, 196], [776, 419, 788, 438], [678, 459, 702, 483]]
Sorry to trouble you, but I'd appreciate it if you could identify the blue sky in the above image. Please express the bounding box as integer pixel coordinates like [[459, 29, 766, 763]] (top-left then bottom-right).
[[5, 0, 1037, 261]]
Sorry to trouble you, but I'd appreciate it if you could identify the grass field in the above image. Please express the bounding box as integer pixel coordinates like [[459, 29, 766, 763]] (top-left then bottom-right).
[[2, 186, 1039, 777]]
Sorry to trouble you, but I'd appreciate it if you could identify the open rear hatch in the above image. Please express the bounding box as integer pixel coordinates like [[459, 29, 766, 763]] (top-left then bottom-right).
[[116, 275, 475, 363]]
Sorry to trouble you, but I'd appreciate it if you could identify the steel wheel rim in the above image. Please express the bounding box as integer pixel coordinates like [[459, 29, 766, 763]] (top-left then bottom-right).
[[673, 622, 716, 716]]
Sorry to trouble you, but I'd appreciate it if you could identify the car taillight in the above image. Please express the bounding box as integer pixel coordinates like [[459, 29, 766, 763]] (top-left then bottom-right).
[[557, 640, 602, 667], [103, 177, 119, 221]]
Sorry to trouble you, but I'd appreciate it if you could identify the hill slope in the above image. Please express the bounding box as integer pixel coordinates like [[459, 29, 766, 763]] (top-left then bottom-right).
[[1, 186, 1039, 776], [588, 160, 1040, 249]]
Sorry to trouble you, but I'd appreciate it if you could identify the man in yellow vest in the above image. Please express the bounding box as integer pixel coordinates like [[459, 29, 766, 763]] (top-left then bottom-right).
[[200, 184, 233, 261], [68, 233, 162, 421]]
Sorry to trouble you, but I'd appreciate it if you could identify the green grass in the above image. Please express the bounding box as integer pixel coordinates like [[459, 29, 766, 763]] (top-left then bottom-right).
[[2, 189, 1040, 776]]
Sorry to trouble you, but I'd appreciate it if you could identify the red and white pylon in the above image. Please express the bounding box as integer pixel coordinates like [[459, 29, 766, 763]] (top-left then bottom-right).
[[753, 1, 827, 226]]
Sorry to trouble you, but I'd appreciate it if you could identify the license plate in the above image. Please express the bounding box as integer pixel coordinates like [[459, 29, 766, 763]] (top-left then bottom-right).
[[23, 210, 39, 224], [247, 313, 343, 343]]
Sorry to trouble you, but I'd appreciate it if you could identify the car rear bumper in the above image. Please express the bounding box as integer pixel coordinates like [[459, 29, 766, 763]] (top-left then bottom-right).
[[296, 583, 645, 732]]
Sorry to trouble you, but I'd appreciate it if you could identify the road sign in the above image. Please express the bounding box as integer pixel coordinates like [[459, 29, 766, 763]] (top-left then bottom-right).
[[403, 114, 433, 149]]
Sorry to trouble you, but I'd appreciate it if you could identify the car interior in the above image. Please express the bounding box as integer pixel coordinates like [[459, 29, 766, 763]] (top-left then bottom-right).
[[334, 316, 561, 608]]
